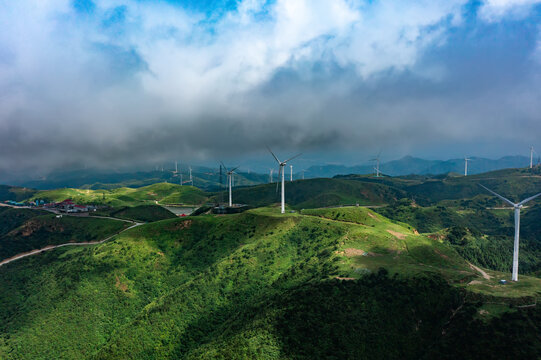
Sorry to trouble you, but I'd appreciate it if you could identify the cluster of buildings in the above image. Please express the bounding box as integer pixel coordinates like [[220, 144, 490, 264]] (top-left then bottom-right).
[[43, 199, 97, 213]]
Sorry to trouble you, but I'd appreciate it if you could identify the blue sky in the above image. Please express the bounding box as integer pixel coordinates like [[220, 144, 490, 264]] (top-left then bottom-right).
[[0, 0, 540, 175]]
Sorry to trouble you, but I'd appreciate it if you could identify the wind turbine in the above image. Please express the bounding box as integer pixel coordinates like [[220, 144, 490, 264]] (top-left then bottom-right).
[[268, 147, 301, 214], [290, 165, 293, 182], [464, 157, 471, 176], [269, 168, 274, 183], [221, 162, 238, 207], [188, 166, 193, 186], [530, 146, 536, 169], [479, 184, 541, 281], [301, 169, 308, 180], [370, 152, 381, 177]]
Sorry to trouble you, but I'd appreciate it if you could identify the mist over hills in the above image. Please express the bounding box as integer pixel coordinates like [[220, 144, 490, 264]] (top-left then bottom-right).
[[305, 155, 534, 178], [1, 155, 533, 191]]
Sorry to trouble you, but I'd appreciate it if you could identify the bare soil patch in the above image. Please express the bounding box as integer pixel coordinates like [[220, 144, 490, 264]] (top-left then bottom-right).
[[366, 212, 380, 221], [344, 248, 366, 257], [386, 229, 406, 240], [434, 249, 449, 260]]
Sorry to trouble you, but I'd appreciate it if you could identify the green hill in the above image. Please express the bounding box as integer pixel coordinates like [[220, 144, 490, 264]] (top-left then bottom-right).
[[0, 208, 128, 260], [0, 185, 36, 202], [95, 205, 177, 223], [220, 178, 405, 208], [30, 183, 209, 207], [0, 207, 539, 359]]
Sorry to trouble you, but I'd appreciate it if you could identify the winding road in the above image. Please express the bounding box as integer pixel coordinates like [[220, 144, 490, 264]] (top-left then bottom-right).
[[0, 216, 143, 268]]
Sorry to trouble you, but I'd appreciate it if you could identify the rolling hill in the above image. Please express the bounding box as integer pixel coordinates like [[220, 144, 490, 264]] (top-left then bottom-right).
[[0, 207, 539, 359], [30, 183, 209, 207], [0, 207, 128, 260], [0, 185, 36, 202], [220, 178, 406, 208]]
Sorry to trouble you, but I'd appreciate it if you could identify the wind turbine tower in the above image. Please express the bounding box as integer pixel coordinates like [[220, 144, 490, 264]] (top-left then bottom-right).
[[269, 168, 274, 183], [290, 165, 293, 182], [371, 152, 381, 177], [464, 157, 471, 176], [189, 166, 193, 186], [530, 146, 535, 169], [221, 162, 239, 207], [268, 147, 301, 214], [480, 184, 541, 281]]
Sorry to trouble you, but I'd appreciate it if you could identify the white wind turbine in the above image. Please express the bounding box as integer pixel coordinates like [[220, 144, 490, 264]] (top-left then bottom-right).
[[464, 157, 471, 176], [268, 147, 301, 214], [479, 184, 541, 281], [371, 152, 381, 177], [290, 165, 293, 182], [530, 146, 536, 169], [220, 162, 239, 207], [269, 168, 274, 183], [301, 169, 308, 180]]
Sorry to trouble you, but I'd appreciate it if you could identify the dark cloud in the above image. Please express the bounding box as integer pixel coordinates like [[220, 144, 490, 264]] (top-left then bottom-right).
[[0, 1, 540, 182]]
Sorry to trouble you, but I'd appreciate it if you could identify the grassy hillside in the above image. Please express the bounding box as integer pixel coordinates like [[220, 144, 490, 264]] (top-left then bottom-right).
[[374, 199, 541, 275], [0, 207, 539, 359], [30, 183, 209, 207], [95, 205, 177, 223], [0, 209, 128, 260], [342, 167, 541, 206], [220, 178, 405, 208], [0, 185, 36, 202]]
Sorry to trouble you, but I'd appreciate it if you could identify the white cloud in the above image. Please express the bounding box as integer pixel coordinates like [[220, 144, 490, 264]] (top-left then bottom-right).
[[479, 0, 541, 21], [0, 0, 539, 174]]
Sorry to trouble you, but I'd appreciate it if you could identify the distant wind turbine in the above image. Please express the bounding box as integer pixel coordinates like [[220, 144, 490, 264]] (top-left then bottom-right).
[[464, 157, 471, 176], [301, 169, 308, 180], [268, 147, 301, 214], [479, 184, 541, 281], [530, 146, 536, 169], [189, 166, 193, 186], [269, 168, 274, 183], [371, 152, 381, 177], [221, 162, 239, 207], [290, 165, 293, 182]]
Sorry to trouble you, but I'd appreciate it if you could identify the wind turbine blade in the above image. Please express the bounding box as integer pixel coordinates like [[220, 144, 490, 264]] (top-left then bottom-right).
[[230, 166, 240, 173], [267, 146, 281, 164], [479, 184, 516, 207], [275, 166, 282, 194], [219, 161, 229, 172], [284, 153, 302, 163], [518, 192, 541, 206]]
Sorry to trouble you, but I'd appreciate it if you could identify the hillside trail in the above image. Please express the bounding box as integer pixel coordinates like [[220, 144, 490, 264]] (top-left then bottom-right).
[[0, 220, 143, 268], [467, 262, 491, 280]]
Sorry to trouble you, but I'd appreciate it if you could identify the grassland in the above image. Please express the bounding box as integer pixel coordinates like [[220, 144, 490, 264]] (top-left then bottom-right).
[[0, 206, 539, 359], [30, 183, 208, 207], [0, 207, 129, 260], [219, 177, 405, 208], [94, 205, 177, 223], [0, 185, 36, 202]]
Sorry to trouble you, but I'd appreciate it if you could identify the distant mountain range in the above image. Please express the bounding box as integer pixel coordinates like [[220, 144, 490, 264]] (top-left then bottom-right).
[[303, 155, 534, 178], [1, 155, 535, 190]]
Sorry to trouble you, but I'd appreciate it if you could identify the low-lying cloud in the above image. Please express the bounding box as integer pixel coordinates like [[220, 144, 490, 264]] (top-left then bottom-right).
[[0, 0, 540, 179]]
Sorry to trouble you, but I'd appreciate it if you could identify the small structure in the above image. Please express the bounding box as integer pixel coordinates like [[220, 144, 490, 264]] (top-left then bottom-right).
[[499, 279, 507, 285]]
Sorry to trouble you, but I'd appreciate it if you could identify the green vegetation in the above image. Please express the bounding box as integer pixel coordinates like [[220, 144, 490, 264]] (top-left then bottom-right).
[[0, 207, 539, 359], [0, 208, 128, 260], [95, 205, 177, 223], [221, 178, 405, 208], [0, 185, 36, 202], [31, 183, 209, 207], [342, 167, 541, 206], [375, 199, 541, 275]]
